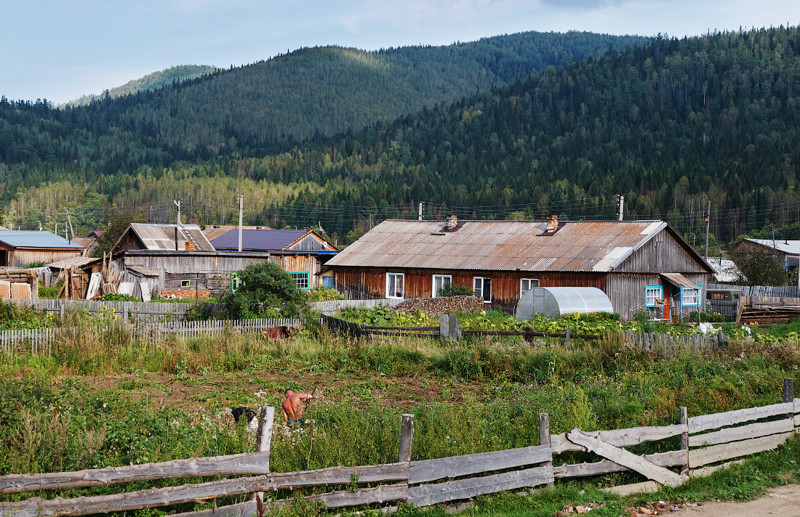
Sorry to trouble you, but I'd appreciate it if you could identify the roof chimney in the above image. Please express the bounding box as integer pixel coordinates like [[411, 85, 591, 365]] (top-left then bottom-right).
[[185, 240, 195, 251], [546, 214, 558, 233], [447, 214, 458, 229]]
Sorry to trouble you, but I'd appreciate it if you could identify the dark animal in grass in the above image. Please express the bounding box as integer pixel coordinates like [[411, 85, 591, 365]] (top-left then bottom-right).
[[232, 406, 256, 423]]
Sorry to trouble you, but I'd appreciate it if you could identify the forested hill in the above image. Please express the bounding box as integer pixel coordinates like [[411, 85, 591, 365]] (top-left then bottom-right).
[[5, 27, 800, 249], [0, 30, 645, 182], [64, 65, 218, 108], [271, 26, 800, 245]]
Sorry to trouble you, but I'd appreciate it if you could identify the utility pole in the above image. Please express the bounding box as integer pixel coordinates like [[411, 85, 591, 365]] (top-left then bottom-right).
[[238, 194, 244, 252], [66, 209, 75, 241], [174, 200, 182, 226], [618, 195, 624, 221], [704, 200, 711, 261], [418, 202, 424, 221]]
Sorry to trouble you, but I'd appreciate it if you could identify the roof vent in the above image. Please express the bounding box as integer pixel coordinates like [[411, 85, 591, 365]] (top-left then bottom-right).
[[440, 215, 464, 233], [447, 215, 458, 229]]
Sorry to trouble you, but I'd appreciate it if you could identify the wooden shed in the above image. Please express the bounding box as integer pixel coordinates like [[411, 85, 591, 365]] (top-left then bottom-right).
[[0, 230, 85, 268], [325, 217, 714, 321]]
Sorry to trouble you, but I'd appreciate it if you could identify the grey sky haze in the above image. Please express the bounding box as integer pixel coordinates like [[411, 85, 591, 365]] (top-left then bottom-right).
[[3, 0, 800, 104]]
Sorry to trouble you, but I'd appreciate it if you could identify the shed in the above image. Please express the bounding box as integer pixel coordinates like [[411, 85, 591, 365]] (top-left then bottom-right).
[[0, 231, 84, 267], [516, 287, 613, 320]]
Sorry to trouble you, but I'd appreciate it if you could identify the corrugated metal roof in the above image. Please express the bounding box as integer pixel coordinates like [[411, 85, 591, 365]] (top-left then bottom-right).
[[744, 238, 800, 255], [130, 224, 215, 252], [209, 229, 309, 251], [46, 256, 100, 269], [327, 220, 669, 272], [661, 273, 699, 289], [0, 231, 84, 249]]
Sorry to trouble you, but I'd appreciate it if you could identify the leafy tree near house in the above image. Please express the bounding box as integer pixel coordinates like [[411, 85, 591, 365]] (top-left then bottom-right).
[[729, 244, 787, 286], [223, 262, 308, 318]]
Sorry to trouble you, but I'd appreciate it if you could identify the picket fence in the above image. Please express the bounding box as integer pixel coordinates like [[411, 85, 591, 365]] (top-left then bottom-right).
[[0, 319, 301, 355], [0, 380, 797, 517]]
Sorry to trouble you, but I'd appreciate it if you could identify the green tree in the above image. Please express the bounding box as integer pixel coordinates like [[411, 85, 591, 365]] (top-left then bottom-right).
[[729, 244, 787, 286], [224, 262, 308, 318]]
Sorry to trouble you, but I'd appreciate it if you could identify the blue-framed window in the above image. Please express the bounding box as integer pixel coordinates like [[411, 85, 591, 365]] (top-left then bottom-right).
[[645, 286, 663, 307], [682, 284, 701, 307], [289, 271, 310, 290], [321, 276, 335, 289]]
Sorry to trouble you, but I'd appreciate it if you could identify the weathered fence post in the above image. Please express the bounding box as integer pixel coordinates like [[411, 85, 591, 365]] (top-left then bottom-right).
[[565, 327, 570, 347], [679, 406, 688, 474], [252, 405, 275, 508], [538, 413, 553, 488], [439, 314, 449, 340], [398, 414, 415, 463], [449, 313, 460, 340], [784, 378, 794, 421]]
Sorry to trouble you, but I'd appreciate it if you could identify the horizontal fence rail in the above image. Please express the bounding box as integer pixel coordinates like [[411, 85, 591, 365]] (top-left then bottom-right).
[[9, 299, 202, 320], [2, 380, 797, 517]]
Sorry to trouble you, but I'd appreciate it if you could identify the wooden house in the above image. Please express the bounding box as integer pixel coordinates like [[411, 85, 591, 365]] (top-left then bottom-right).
[[325, 217, 714, 321], [205, 228, 339, 290], [0, 230, 84, 268]]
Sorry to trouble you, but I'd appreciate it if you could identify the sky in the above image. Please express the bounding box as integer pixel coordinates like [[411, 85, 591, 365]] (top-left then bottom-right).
[[3, 0, 800, 105]]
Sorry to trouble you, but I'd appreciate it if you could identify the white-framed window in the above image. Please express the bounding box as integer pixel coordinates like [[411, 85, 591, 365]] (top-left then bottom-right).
[[682, 286, 700, 307], [645, 286, 663, 307], [432, 274, 452, 297], [386, 273, 405, 299], [473, 277, 492, 302], [289, 271, 310, 290], [520, 278, 539, 297]]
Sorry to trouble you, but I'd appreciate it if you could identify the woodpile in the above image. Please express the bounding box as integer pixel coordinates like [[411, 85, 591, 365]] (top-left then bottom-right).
[[54, 253, 122, 299], [0, 268, 38, 299], [395, 295, 484, 316], [736, 295, 800, 324]]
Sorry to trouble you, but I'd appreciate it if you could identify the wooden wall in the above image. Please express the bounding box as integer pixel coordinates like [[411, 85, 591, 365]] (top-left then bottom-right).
[[0, 248, 83, 268]]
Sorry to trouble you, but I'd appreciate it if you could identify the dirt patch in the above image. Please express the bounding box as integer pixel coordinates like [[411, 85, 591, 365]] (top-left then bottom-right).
[[674, 484, 800, 516]]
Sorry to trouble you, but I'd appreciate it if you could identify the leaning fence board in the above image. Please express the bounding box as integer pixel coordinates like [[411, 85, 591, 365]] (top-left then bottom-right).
[[408, 466, 553, 507], [409, 445, 551, 485], [0, 452, 273, 494], [0, 464, 409, 517], [688, 418, 794, 448], [687, 403, 793, 433], [688, 431, 794, 468], [550, 424, 687, 454], [170, 500, 261, 517], [566, 430, 683, 487], [553, 450, 686, 479]]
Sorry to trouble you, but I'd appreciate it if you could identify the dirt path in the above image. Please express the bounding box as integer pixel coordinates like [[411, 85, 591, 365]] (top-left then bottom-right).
[[675, 485, 800, 516]]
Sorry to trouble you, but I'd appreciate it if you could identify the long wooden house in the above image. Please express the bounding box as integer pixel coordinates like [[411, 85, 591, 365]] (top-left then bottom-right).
[[325, 217, 714, 320]]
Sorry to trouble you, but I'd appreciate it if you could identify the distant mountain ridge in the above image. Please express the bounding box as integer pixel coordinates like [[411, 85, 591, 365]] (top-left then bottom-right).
[[63, 65, 218, 107]]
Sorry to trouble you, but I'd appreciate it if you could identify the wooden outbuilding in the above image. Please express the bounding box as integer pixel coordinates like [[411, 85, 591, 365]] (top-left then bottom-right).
[[326, 217, 714, 321], [0, 230, 84, 268]]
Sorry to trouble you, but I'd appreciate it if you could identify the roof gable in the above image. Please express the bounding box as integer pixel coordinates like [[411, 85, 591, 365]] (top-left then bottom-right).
[[209, 229, 335, 252], [114, 224, 215, 252]]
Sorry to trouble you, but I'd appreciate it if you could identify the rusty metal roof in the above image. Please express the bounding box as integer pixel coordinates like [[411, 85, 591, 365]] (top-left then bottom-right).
[[327, 220, 671, 272], [129, 224, 215, 252]]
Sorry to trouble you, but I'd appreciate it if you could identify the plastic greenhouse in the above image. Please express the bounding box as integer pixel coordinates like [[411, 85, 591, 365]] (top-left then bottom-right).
[[515, 287, 613, 321]]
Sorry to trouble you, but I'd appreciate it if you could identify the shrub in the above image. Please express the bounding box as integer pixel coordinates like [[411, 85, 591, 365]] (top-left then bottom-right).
[[223, 262, 309, 319]]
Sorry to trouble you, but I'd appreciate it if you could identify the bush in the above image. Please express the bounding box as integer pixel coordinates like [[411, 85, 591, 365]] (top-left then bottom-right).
[[308, 288, 346, 302], [98, 293, 138, 302], [223, 262, 308, 319]]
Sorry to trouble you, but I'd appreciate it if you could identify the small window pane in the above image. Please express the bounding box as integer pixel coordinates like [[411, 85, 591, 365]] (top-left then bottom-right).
[[290, 271, 310, 290]]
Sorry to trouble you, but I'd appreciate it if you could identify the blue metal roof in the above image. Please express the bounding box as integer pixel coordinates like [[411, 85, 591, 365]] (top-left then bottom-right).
[[210, 229, 308, 251], [0, 231, 84, 249]]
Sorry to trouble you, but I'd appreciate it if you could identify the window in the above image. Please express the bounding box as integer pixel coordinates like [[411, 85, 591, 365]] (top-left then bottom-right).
[[386, 273, 404, 299], [289, 271, 310, 290], [180, 280, 191, 288], [432, 274, 452, 297], [321, 276, 335, 289], [645, 286, 663, 307], [473, 277, 492, 302], [231, 272, 240, 293], [520, 278, 539, 297], [682, 285, 701, 307]]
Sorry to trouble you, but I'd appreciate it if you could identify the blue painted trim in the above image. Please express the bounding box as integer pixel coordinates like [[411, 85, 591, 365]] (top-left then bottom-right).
[[645, 285, 663, 307]]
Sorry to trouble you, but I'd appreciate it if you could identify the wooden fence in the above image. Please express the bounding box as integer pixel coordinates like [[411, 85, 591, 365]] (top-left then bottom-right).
[[9, 298, 200, 320], [1, 379, 797, 516], [0, 319, 301, 355]]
